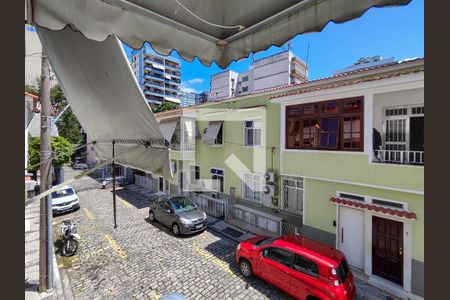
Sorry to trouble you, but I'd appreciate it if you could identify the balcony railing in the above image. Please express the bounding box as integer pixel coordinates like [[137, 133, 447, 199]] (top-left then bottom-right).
[[373, 150, 424, 165], [170, 143, 195, 151]]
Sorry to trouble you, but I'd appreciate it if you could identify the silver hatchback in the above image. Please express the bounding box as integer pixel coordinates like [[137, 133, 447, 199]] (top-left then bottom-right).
[[148, 196, 207, 235]]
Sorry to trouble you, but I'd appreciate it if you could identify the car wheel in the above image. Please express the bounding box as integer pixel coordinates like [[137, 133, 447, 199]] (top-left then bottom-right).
[[149, 210, 155, 222], [172, 223, 180, 236], [239, 259, 253, 278]]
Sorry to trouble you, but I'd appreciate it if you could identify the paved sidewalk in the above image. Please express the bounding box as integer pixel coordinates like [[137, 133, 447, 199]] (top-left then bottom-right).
[[25, 198, 64, 300]]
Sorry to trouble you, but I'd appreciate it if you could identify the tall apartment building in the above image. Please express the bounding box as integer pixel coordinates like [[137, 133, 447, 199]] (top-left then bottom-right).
[[180, 90, 199, 107], [130, 47, 181, 105], [209, 50, 308, 100]]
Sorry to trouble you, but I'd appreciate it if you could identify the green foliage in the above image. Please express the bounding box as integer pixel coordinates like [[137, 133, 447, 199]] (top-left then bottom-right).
[[151, 101, 180, 113], [50, 85, 85, 145], [25, 83, 40, 97], [28, 136, 73, 173]]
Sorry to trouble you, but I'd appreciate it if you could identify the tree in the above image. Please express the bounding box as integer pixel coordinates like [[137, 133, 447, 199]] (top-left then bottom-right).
[[25, 83, 40, 97], [151, 101, 180, 113], [28, 136, 73, 174], [50, 85, 85, 145]]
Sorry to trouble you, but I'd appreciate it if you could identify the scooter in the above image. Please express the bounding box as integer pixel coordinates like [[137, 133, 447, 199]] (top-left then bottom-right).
[[60, 220, 80, 256]]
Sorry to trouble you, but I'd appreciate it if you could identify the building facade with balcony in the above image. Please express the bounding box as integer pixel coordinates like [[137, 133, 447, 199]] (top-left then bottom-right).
[[146, 58, 423, 300], [130, 47, 181, 105], [272, 59, 424, 300]]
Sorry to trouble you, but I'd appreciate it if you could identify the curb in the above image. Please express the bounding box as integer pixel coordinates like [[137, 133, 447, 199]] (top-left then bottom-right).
[[52, 247, 65, 299], [207, 223, 241, 244]]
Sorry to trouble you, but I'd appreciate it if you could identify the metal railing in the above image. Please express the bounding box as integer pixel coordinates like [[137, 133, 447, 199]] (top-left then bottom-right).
[[191, 193, 227, 218], [373, 150, 424, 165], [91, 163, 125, 179], [226, 205, 282, 235], [170, 143, 195, 151]]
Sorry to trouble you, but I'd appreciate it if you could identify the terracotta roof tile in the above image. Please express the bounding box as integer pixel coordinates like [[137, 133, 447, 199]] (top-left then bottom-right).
[[330, 197, 417, 220]]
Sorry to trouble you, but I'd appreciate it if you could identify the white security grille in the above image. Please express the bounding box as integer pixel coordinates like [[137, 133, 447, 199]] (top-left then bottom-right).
[[281, 178, 304, 215], [375, 104, 424, 165], [243, 173, 262, 203]]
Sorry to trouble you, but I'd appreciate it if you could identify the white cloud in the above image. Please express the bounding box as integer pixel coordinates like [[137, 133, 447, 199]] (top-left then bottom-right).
[[180, 83, 199, 93], [187, 78, 204, 84], [181, 78, 205, 93]]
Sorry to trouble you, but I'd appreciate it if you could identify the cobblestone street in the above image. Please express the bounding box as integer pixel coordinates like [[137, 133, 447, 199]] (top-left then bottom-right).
[[53, 170, 293, 300]]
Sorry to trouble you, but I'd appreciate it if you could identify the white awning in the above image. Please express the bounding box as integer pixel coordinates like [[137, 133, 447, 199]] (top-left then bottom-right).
[[27, 113, 59, 138], [36, 25, 171, 178], [27, 0, 411, 68], [202, 121, 222, 145], [159, 120, 178, 142]]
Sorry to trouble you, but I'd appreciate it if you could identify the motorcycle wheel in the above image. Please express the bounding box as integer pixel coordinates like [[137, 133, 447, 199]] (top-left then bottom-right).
[[62, 239, 79, 257]]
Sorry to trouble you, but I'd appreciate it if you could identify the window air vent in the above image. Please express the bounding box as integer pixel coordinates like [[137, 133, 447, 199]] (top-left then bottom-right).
[[372, 199, 404, 209]]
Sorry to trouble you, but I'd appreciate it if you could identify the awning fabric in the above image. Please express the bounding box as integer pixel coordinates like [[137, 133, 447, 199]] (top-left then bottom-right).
[[202, 121, 222, 145], [159, 120, 178, 142], [36, 25, 171, 178], [27, 0, 411, 68], [330, 197, 417, 220]]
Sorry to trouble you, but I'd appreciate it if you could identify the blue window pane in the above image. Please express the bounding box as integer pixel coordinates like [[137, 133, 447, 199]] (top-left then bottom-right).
[[330, 118, 339, 131], [329, 133, 338, 147], [321, 133, 328, 146], [321, 119, 329, 131]]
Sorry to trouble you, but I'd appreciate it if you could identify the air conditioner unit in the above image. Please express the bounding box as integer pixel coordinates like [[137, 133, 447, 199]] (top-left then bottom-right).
[[263, 184, 275, 197], [264, 171, 275, 182]]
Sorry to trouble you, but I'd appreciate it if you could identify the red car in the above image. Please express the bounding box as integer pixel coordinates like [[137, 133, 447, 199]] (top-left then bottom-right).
[[235, 234, 356, 300]]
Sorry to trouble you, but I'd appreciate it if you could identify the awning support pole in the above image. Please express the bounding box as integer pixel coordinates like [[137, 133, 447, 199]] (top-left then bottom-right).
[[112, 140, 117, 228]]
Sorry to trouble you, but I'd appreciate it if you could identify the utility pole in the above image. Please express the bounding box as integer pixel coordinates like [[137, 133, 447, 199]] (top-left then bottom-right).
[[39, 47, 53, 292]]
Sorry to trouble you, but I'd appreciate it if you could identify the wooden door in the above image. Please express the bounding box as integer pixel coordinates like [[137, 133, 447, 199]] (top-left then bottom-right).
[[372, 216, 403, 285]]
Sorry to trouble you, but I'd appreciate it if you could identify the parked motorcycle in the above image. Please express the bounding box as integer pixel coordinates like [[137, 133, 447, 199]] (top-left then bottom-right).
[[60, 220, 80, 256]]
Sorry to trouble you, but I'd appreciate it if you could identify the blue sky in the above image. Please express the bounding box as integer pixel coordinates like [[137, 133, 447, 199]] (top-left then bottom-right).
[[123, 0, 423, 93]]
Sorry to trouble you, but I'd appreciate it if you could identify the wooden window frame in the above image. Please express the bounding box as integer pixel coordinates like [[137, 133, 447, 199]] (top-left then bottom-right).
[[285, 97, 364, 151]]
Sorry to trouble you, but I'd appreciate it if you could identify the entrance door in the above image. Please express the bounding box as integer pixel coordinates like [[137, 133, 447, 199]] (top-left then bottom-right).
[[372, 216, 403, 286], [339, 207, 365, 269]]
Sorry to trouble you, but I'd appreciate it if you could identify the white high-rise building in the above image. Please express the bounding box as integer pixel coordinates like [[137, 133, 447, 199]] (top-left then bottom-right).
[[209, 50, 308, 100], [130, 46, 181, 105]]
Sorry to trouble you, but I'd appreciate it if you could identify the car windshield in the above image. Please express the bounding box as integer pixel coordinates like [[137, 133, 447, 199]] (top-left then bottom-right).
[[170, 197, 196, 212], [51, 188, 74, 199], [335, 258, 350, 284], [254, 236, 280, 248]]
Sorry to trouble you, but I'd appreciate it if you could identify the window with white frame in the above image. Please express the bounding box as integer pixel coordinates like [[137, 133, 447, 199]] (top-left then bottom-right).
[[378, 104, 424, 165], [210, 168, 224, 193], [244, 120, 262, 147], [281, 178, 304, 214], [242, 173, 262, 203], [190, 165, 200, 184], [170, 160, 177, 174]]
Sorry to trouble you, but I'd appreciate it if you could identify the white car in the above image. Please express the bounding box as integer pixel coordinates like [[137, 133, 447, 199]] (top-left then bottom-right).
[[51, 185, 80, 215], [73, 162, 88, 170]]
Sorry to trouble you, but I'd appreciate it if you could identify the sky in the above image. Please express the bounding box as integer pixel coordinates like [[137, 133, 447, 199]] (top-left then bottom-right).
[[123, 0, 423, 94]]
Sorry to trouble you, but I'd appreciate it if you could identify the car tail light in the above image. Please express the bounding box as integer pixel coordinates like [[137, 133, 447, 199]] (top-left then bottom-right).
[[329, 268, 340, 287]]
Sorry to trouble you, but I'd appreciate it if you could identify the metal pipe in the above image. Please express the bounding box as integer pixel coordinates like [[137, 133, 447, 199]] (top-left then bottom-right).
[[112, 141, 117, 228]]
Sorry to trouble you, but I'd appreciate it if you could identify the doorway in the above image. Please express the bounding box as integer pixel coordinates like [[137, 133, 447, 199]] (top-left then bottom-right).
[[372, 216, 403, 286], [338, 207, 365, 269]]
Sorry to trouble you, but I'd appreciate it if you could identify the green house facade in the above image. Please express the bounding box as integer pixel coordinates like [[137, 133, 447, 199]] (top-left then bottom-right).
[[153, 59, 424, 299]]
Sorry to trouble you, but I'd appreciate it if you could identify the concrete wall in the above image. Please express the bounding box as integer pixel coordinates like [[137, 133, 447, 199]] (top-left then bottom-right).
[[253, 51, 290, 91], [25, 28, 42, 86], [373, 88, 424, 132]]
